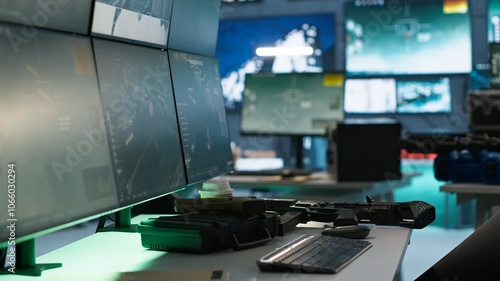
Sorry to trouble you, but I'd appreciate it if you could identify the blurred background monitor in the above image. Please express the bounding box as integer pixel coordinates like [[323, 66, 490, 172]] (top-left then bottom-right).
[[92, 38, 186, 207], [344, 78, 397, 114], [91, 0, 173, 48], [216, 13, 335, 110], [0, 0, 93, 34], [396, 77, 452, 113], [468, 90, 500, 135], [168, 49, 234, 185], [490, 43, 500, 87], [0, 24, 119, 248], [488, 0, 500, 43], [345, 0, 472, 75], [241, 72, 344, 136]]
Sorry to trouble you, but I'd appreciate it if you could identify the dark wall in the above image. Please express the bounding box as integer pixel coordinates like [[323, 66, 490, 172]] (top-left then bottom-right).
[[220, 0, 490, 166]]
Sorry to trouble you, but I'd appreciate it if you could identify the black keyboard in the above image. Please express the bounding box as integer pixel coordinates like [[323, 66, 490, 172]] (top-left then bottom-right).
[[257, 234, 372, 274]]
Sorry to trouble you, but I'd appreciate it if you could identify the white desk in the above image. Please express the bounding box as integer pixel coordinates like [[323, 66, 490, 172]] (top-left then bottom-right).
[[441, 183, 500, 229], [3, 216, 413, 281], [227, 172, 419, 202]]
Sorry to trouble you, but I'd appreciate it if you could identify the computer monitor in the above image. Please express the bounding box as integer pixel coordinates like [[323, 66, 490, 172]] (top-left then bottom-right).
[[345, 0, 472, 75], [0, 24, 119, 274], [91, 0, 173, 48], [488, 0, 500, 43], [168, 0, 221, 56], [241, 72, 344, 136], [216, 13, 336, 110], [0, 0, 93, 35], [344, 78, 397, 114], [168, 49, 234, 185], [490, 43, 500, 87], [396, 77, 452, 113], [92, 38, 186, 207]]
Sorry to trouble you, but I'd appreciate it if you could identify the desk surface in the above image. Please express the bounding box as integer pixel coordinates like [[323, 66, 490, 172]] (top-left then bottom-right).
[[225, 172, 419, 202], [441, 183, 500, 194], [227, 171, 418, 189], [4, 216, 412, 281], [441, 183, 500, 229]]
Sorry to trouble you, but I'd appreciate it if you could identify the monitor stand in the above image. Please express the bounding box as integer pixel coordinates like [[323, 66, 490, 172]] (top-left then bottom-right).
[[292, 136, 305, 170], [97, 207, 137, 233], [0, 239, 61, 276]]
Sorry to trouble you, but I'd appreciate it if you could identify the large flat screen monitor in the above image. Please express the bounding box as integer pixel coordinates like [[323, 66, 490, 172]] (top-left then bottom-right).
[[345, 0, 472, 75], [241, 72, 344, 136], [344, 78, 397, 114], [91, 0, 173, 48], [168, 50, 234, 185], [396, 77, 452, 113], [344, 76, 452, 114], [92, 38, 186, 207], [0, 0, 93, 35], [216, 13, 335, 110], [0, 24, 119, 249]]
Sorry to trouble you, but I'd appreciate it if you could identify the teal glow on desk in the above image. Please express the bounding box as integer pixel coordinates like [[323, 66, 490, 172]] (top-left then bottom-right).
[[3, 216, 413, 281]]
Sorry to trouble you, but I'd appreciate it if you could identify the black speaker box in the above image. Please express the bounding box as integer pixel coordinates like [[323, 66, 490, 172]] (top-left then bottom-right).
[[336, 118, 402, 181]]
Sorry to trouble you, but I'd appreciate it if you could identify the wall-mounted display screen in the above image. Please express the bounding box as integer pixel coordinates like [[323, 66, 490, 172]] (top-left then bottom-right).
[[344, 78, 397, 114], [344, 76, 452, 114], [396, 77, 452, 113], [216, 13, 335, 109], [91, 0, 173, 48], [241, 72, 344, 136], [345, 0, 471, 75]]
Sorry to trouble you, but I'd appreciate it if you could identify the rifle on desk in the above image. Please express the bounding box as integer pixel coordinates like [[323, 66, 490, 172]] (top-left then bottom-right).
[[175, 196, 436, 236], [265, 196, 436, 236]]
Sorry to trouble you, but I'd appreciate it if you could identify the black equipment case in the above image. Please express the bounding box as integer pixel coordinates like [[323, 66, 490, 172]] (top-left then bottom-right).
[[137, 212, 279, 254]]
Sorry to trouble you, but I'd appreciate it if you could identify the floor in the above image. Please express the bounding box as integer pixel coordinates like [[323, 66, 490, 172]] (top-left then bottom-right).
[[32, 159, 475, 280]]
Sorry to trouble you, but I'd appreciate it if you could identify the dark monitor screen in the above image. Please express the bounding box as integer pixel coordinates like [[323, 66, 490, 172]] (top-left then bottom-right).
[[92, 38, 186, 206], [241, 72, 344, 136], [490, 43, 500, 86], [489, 0, 500, 43], [345, 0, 472, 75], [396, 77, 452, 113], [216, 13, 335, 110], [168, 0, 220, 56], [91, 0, 173, 48], [0, 0, 93, 34], [344, 78, 397, 114], [0, 24, 119, 247], [168, 50, 234, 185]]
